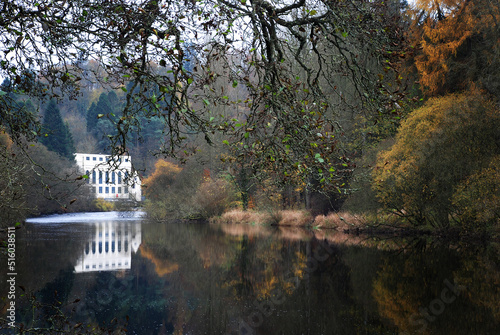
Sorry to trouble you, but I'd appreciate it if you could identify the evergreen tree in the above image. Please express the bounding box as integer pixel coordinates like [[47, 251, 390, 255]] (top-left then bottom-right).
[[86, 102, 97, 132], [87, 93, 114, 133], [95, 92, 112, 118], [40, 100, 75, 160], [107, 90, 119, 112]]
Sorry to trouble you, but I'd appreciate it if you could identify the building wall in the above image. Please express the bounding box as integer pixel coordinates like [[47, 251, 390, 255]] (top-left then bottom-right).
[[74, 153, 142, 202]]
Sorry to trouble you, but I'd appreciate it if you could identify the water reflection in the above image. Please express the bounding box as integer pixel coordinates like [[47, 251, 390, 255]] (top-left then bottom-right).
[[1, 215, 499, 335], [75, 221, 141, 272]]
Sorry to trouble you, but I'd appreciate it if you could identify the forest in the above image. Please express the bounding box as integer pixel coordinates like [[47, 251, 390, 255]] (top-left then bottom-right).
[[0, 0, 499, 236]]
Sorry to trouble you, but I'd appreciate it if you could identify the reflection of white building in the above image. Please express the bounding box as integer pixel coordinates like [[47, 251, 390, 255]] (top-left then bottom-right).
[[74, 221, 141, 273], [74, 153, 141, 202]]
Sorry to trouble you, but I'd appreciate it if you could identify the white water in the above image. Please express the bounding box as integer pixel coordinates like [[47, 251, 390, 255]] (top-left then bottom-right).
[[26, 211, 145, 223]]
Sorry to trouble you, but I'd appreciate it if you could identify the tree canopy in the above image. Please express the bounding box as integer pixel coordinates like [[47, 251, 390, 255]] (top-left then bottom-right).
[[0, 0, 408, 191]]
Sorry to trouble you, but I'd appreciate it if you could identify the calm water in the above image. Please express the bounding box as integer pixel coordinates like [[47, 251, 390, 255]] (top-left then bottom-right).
[[1, 212, 499, 334]]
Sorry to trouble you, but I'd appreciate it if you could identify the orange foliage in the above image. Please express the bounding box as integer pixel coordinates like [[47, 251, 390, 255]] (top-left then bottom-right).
[[142, 159, 182, 199], [0, 129, 13, 150], [412, 0, 500, 95], [139, 245, 179, 277]]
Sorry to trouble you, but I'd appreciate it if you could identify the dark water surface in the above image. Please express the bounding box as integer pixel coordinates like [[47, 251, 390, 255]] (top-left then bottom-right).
[[1, 212, 499, 334]]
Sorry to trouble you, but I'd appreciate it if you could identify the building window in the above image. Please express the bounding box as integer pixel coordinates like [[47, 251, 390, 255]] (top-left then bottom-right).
[[86, 170, 90, 184], [92, 170, 96, 184], [99, 187, 102, 194], [93, 157, 96, 161], [112, 187, 115, 194], [99, 171, 102, 184], [118, 187, 122, 194], [125, 158, 129, 162], [99, 157, 103, 161], [105, 171, 109, 184], [124, 187, 128, 194], [118, 172, 122, 184], [105, 187, 109, 193], [86, 157, 90, 160], [112, 172, 116, 184]]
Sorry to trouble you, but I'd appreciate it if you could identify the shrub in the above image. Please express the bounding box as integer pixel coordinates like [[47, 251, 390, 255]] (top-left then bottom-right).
[[373, 90, 500, 228], [93, 198, 114, 211], [452, 155, 500, 232], [193, 176, 239, 219]]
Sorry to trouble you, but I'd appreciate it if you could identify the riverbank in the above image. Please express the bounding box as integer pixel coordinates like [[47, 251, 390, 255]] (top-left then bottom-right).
[[211, 209, 500, 241], [213, 209, 374, 230]]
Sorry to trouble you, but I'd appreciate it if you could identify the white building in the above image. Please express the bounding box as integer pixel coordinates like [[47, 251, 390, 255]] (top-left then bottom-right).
[[75, 153, 142, 202]]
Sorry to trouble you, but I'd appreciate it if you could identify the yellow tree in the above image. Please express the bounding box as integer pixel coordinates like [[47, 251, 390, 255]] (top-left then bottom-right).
[[373, 90, 500, 227]]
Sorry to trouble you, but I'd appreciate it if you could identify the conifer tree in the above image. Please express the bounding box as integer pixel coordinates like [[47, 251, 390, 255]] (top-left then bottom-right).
[[40, 100, 75, 160], [86, 102, 97, 132]]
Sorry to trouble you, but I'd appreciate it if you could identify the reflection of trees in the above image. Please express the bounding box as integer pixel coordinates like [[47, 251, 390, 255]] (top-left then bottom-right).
[[141, 222, 233, 334], [83, 270, 172, 334], [373, 241, 500, 334], [9, 222, 87, 294], [453, 244, 500, 324]]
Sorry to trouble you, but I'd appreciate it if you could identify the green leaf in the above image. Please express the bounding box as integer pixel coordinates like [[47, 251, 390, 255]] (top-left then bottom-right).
[[187, 78, 193, 85], [222, 140, 229, 145], [342, 31, 348, 38], [310, 10, 317, 16], [121, 87, 127, 92], [232, 80, 238, 88], [244, 132, 249, 139]]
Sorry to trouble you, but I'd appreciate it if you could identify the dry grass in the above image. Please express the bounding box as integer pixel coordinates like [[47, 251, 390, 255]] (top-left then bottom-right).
[[213, 209, 313, 227], [213, 209, 271, 225], [312, 211, 368, 230], [213, 209, 367, 230]]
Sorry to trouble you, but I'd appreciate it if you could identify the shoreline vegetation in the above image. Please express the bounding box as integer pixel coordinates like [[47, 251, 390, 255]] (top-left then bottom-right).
[[210, 209, 500, 242]]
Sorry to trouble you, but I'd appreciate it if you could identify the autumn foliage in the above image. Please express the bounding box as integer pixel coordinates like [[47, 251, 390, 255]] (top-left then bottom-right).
[[373, 90, 500, 227], [142, 160, 182, 200], [412, 0, 500, 96]]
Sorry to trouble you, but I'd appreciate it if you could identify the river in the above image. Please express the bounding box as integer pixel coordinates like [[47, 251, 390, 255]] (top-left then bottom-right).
[[1, 212, 499, 334]]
